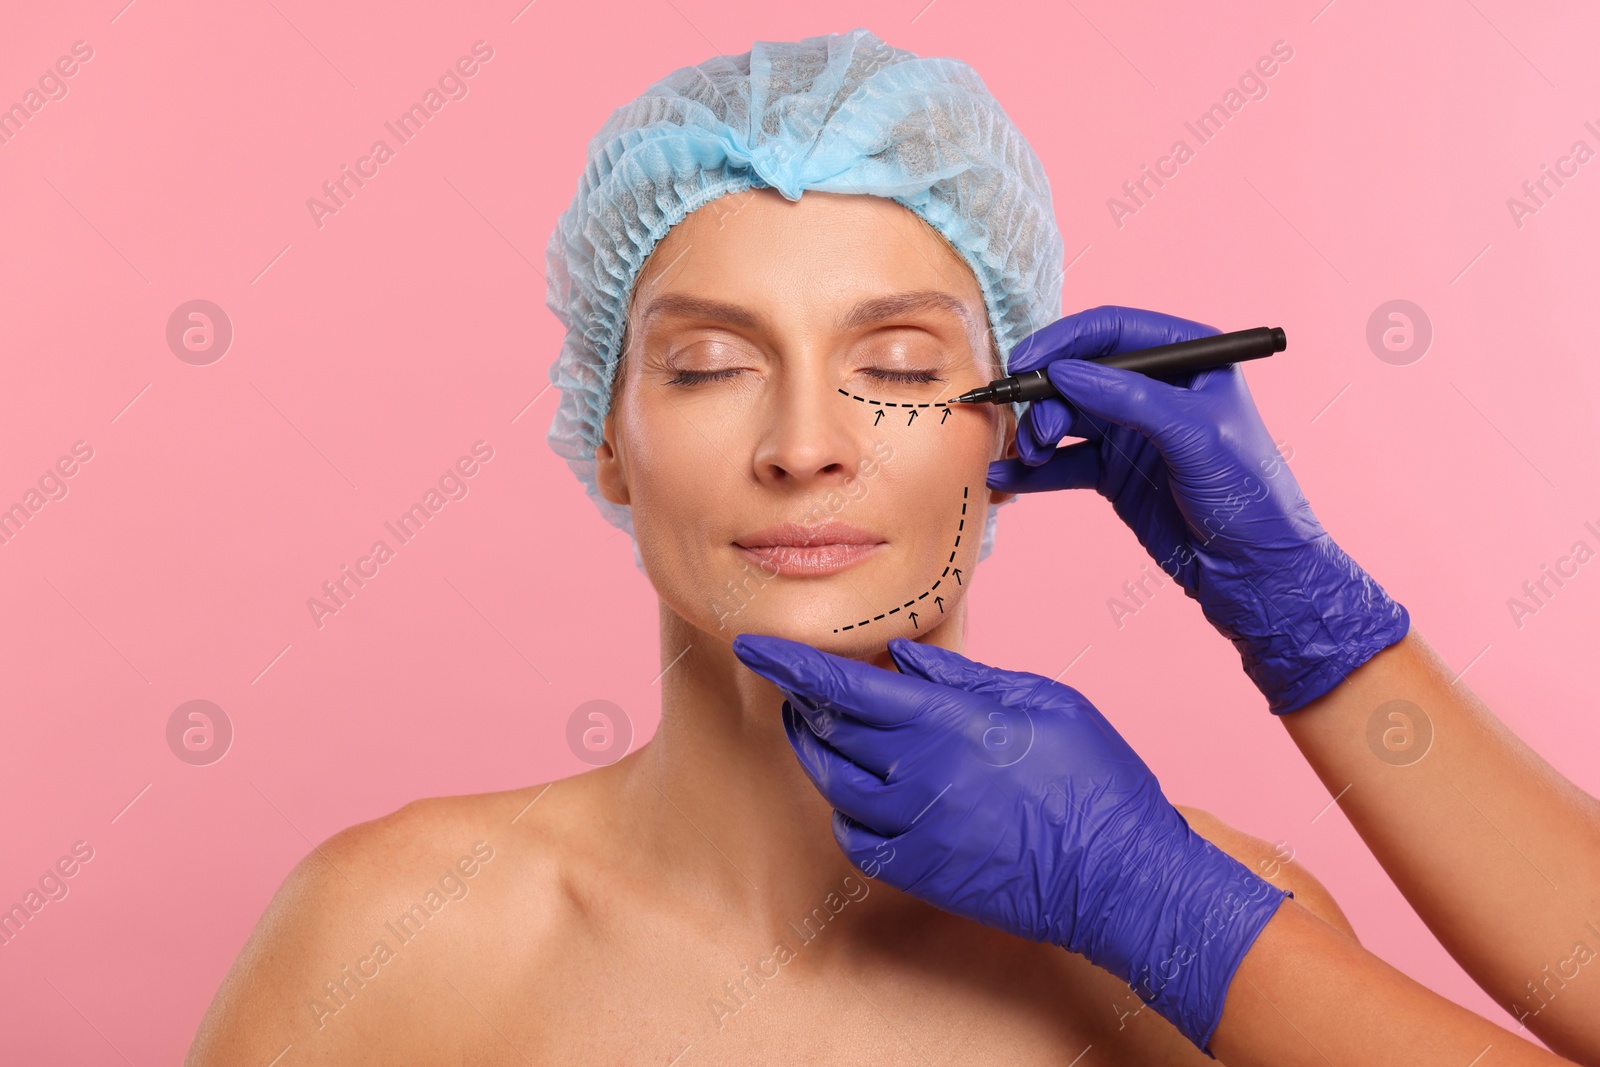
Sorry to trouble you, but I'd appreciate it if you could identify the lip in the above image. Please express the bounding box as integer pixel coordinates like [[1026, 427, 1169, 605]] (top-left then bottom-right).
[[737, 521, 884, 548], [735, 521, 887, 577]]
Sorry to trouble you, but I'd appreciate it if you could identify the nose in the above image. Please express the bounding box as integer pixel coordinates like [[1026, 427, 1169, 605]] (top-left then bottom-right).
[[750, 363, 863, 489]]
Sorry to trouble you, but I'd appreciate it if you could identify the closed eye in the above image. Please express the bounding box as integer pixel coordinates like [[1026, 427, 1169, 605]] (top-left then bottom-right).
[[665, 368, 743, 386], [863, 368, 944, 385], [665, 368, 945, 386]]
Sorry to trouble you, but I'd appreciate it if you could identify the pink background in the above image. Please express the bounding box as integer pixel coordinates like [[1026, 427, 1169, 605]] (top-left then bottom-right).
[[2, 0, 1596, 1060]]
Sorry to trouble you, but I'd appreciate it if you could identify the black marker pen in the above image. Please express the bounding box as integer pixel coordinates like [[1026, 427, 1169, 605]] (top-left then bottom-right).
[[951, 326, 1287, 405]]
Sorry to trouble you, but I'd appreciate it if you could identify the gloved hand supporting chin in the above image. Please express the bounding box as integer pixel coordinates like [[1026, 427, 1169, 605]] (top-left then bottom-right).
[[732, 631, 1291, 1055]]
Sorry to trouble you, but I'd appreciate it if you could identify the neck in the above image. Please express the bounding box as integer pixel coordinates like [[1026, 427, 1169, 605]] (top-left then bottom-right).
[[622, 597, 968, 927]]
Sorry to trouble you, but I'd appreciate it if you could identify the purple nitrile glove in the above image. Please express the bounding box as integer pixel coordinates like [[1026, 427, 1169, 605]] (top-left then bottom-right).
[[731, 631, 1291, 1055], [988, 304, 1410, 714]]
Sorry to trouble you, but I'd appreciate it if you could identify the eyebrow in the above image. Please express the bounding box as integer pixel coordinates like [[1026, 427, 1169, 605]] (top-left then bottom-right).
[[639, 289, 977, 336]]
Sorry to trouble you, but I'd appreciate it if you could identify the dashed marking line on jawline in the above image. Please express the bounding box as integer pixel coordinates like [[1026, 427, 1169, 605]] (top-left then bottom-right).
[[833, 485, 966, 634]]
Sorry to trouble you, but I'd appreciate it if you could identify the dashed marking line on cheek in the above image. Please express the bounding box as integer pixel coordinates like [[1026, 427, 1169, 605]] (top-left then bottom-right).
[[833, 485, 966, 634], [836, 388, 954, 408], [837, 388, 958, 426]]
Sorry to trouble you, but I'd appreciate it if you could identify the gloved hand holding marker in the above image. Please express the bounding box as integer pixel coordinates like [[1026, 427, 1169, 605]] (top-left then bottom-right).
[[950, 323, 1287, 404], [986, 304, 1410, 714]]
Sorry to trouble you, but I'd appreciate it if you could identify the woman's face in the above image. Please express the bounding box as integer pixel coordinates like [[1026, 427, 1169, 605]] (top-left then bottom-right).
[[596, 188, 1016, 656]]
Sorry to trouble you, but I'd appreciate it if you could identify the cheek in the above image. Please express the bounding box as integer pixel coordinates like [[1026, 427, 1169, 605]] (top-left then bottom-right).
[[879, 407, 1001, 489], [619, 400, 741, 556], [864, 410, 999, 570]]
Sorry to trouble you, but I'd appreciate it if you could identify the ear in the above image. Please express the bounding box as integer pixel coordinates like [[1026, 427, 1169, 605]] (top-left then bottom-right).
[[989, 411, 1017, 507], [595, 410, 631, 507]]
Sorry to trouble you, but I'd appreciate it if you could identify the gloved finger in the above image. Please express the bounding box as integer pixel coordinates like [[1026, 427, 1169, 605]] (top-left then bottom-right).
[[732, 632, 942, 729], [1044, 358, 1202, 453], [782, 700, 924, 834], [831, 809, 900, 879], [1017, 397, 1107, 465], [1006, 304, 1220, 376], [887, 638, 1075, 715], [986, 440, 1101, 494], [921, 654, 1146, 779], [779, 686, 917, 780], [1019, 388, 1118, 458], [1016, 397, 1077, 466]]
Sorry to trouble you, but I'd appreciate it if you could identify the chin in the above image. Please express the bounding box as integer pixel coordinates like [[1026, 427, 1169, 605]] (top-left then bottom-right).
[[707, 583, 945, 660]]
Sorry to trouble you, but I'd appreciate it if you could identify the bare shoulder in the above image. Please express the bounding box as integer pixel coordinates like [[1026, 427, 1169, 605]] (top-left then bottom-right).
[[185, 783, 574, 1067], [1173, 804, 1359, 943]]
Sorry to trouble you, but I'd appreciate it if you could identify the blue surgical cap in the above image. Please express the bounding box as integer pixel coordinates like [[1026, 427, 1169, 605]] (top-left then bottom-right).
[[545, 26, 1063, 570]]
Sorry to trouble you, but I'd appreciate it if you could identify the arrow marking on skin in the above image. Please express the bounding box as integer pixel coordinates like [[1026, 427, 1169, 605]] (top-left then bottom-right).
[[834, 486, 968, 634], [828, 386, 971, 633]]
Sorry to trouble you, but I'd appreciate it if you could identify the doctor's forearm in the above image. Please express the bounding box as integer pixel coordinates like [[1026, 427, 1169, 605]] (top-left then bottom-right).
[[1279, 627, 1600, 1060], [1210, 898, 1571, 1067]]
